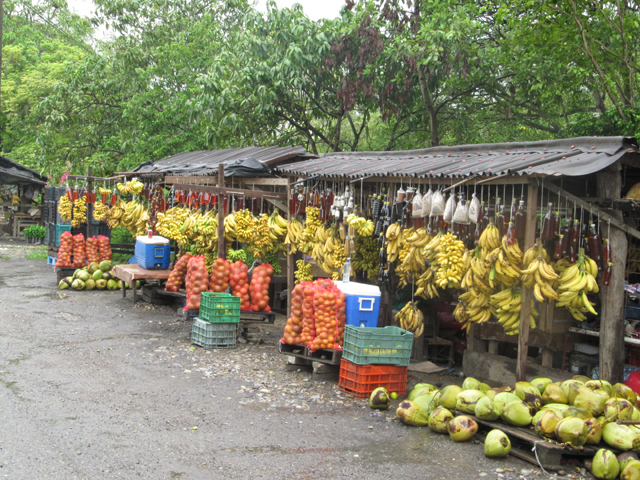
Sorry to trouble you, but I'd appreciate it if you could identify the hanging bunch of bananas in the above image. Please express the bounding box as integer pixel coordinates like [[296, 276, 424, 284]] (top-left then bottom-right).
[[521, 242, 559, 303], [284, 218, 303, 253], [434, 232, 467, 289], [58, 195, 73, 222], [491, 237, 523, 285], [415, 233, 445, 299], [203, 251, 217, 273], [400, 227, 431, 276], [489, 287, 539, 335], [228, 248, 247, 262], [11, 193, 20, 206], [461, 247, 492, 294], [395, 301, 424, 337], [455, 248, 494, 331], [251, 213, 274, 256], [478, 223, 501, 251], [103, 199, 125, 229], [385, 222, 403, 262], [324, 231, 347, 280], [223, 214, 237, 242], [156, 206, 190, 245], [120, 200, 150, 236], [345, 214, 375, 236], [297, 207, 322, 253], [310, 224, 331, 267], [268, 211, 289, 242], [116, 179, 144, 195], [193, 210, 218, 250], [71, 196, 87, 228], [395, 228, 415, 288], [555, 248, 599, 320], [232, 209, 256, 243], [295, 259, 313, 284], [352, 235, 378, 280], [93, 196, 110, 222]]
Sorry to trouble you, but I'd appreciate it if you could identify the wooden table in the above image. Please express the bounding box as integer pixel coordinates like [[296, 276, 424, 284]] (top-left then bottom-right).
[[12, 215, 40, 237], [112, 264, 172, 303]]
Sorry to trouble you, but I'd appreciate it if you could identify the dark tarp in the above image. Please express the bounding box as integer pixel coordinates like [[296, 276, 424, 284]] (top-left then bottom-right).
[[0, 156, 47, 186]]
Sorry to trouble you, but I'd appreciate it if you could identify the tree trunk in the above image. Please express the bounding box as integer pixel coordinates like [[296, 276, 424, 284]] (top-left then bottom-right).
[[417, 66, 439, 147]]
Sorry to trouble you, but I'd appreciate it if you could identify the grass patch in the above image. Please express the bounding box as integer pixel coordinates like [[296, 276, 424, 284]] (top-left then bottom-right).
[[0, 255, 9, 261], [25, 246, 48, 261]]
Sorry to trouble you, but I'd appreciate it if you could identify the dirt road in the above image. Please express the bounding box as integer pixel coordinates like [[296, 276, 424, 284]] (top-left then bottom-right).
[[0, 248, 571, 479]]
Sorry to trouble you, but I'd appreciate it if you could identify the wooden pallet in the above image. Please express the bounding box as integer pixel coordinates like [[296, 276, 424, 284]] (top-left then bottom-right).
[[278, 342, 342, 365], [469, 415, 602, 471], [240, 311, 276, 324], [141, 285, 176, 305]]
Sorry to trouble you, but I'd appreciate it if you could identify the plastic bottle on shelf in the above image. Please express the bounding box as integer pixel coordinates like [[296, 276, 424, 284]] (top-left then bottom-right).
[[343, 258, 351, 283], [514, 200, 526, 240], [540, 203, 555, 241]]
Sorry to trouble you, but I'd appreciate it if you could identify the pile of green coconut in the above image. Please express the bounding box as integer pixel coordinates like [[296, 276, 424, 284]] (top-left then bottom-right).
[[368, 376, 640, 478], [58, 261, 140, 291]]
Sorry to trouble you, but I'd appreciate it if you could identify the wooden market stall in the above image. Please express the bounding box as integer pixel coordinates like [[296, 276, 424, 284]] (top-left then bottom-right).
[[274, 136, 640, 385]]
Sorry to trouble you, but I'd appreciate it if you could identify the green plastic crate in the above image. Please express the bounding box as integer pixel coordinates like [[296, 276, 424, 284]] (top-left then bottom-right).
[[191, 319, 237, 349], [199, 292, 240, 323], [55, 224, 72, 247], [342, 325, 413, 367]]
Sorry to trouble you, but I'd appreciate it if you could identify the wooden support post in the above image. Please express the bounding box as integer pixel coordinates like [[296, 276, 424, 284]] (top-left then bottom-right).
[[516, 181, 539, 382], [598, 162, 627, 383], [217, 164, 226, 259], [488, 340, 499, 355], [86, 167, 93, 239], [286, 177, 294, 319], [542, 348, 554, 368]]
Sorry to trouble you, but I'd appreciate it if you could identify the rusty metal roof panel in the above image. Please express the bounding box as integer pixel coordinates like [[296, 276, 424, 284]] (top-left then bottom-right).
[[131, 146, 316, 176], [275, 137, 638, 179]]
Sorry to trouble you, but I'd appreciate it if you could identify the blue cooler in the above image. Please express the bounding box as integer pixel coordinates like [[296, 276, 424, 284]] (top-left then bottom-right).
[[334, 281, 381, 328], [134, 235, 171, 270]]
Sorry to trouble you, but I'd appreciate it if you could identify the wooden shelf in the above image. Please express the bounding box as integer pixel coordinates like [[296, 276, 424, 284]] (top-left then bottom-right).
[[569, 327, 640, 347]]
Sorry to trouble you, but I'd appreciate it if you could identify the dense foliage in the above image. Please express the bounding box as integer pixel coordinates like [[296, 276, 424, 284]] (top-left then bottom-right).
[[3, 0, 640, 182]]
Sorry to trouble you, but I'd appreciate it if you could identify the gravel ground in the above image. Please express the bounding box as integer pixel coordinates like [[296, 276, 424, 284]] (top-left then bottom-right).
[[0, 244, 596, 480]]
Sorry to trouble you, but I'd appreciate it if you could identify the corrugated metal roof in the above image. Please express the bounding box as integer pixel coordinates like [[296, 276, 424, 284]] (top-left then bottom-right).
[[0, 156, 47, 185], [131, 146, 315, 176], [275, 137, 639, 179]]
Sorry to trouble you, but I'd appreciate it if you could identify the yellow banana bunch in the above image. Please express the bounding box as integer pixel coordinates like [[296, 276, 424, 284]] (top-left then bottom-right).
[[297, 207, 321, 253], [385, 222, 403, 262], [352, 235, 378, 280], [489, 287, 539, 335], [116, 179, 144, 195], [284, 218, 303, 253], [92, 199, 109, 221], [478, 223, 501, 250], [156, 207, 190, 245], [251, 213, 274, 256], [119, 199, 150, 236], [268, 211, 288, 241], [555, 248, 599, 320], [400, 227, 431, 275], [395, 301, 424, 337], [461, 247, 493, 294], [345, 214, 375, 236], [416, 267, 440, 299], [434, 232, 466, 289], [11, 193, 20, 206], [71, 196, 87, 228], [98, 187, 111, 195], [224, 214, 237, 242], [295, 259, 313, 284], [395, 228, 415, 288], [58, 195, 73, 222], [521, 243, 559, 303], [232, 209, 256, 243]]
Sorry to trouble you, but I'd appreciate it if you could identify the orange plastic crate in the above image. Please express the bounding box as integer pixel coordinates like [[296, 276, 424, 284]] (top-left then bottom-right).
[[338, 359, 408, 398]]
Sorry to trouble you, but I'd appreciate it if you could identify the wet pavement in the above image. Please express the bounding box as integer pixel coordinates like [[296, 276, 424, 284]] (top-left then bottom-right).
[[0, 245, 593, 479]]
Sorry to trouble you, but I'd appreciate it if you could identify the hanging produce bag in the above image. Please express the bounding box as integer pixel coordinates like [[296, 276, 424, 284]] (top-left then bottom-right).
[[453, 199, 470, 224], [421, 188, 433, 217], [249, 263, 273, 312], [468, 193, 481, 224], [184, 255, 208, 311], [411, 191, 424, 218], [281, 281, 311, 345], [164, 253, 193, 292], [443, 193, 456, 223], [209, 258, 231, 293], [71, 233, 86, 268], [430, 189, 445, 216], [55, 231, 74, 267], [230, 260, 251, 311]]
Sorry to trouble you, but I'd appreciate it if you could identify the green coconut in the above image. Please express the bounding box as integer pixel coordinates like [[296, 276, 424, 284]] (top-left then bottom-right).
[[561, 379, 585, 402], [71, 279, 85, 290], [574, 389, 610, 417], [396, 400, 429, 426], [501, 401, 533, 427], [566, 406, 592, 420], [542, 383, 568, 405], [591, 448, 620, 480], [448, 415, 478, 442], [428, 407, 454, 434], [99, 260, 112, 272], [484, 429, 511, 458], [85, 279, 96, 291], [486, 386, 514, 400], [573, 374, 593, 383], [88, 262, 100, 274], [555, 416, 588, 446], [604, 397, 634, 422], [475, 396, 499, 421], [586, 380, 613, 395], [515, 381, 542, 411], [413, 391, 441, 415], [438, 385, 463, 410], [95, 279, 107, 290], [534, 410, 561, 439], [407, 384, 439, 401], [91, 270, 103, 281], [614, 383, 639, 405], [585, 417, 603, 445], [621, 459, 640, 480], [493, 392, 521, 417], [602, 423, 640, 451], [369, 387, 390, 410], [107, 279, 118, 290], [462, 377, 482, 391], [633, 407, 640, 421], [530, 378, 553, 395], [540, 403, 572, 417], [58, 277, 72, 290], [478, 383, 492, 393], [75, 270, 91, 282], [619, 453, 640, 472], [455, 390, 486, 415]]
